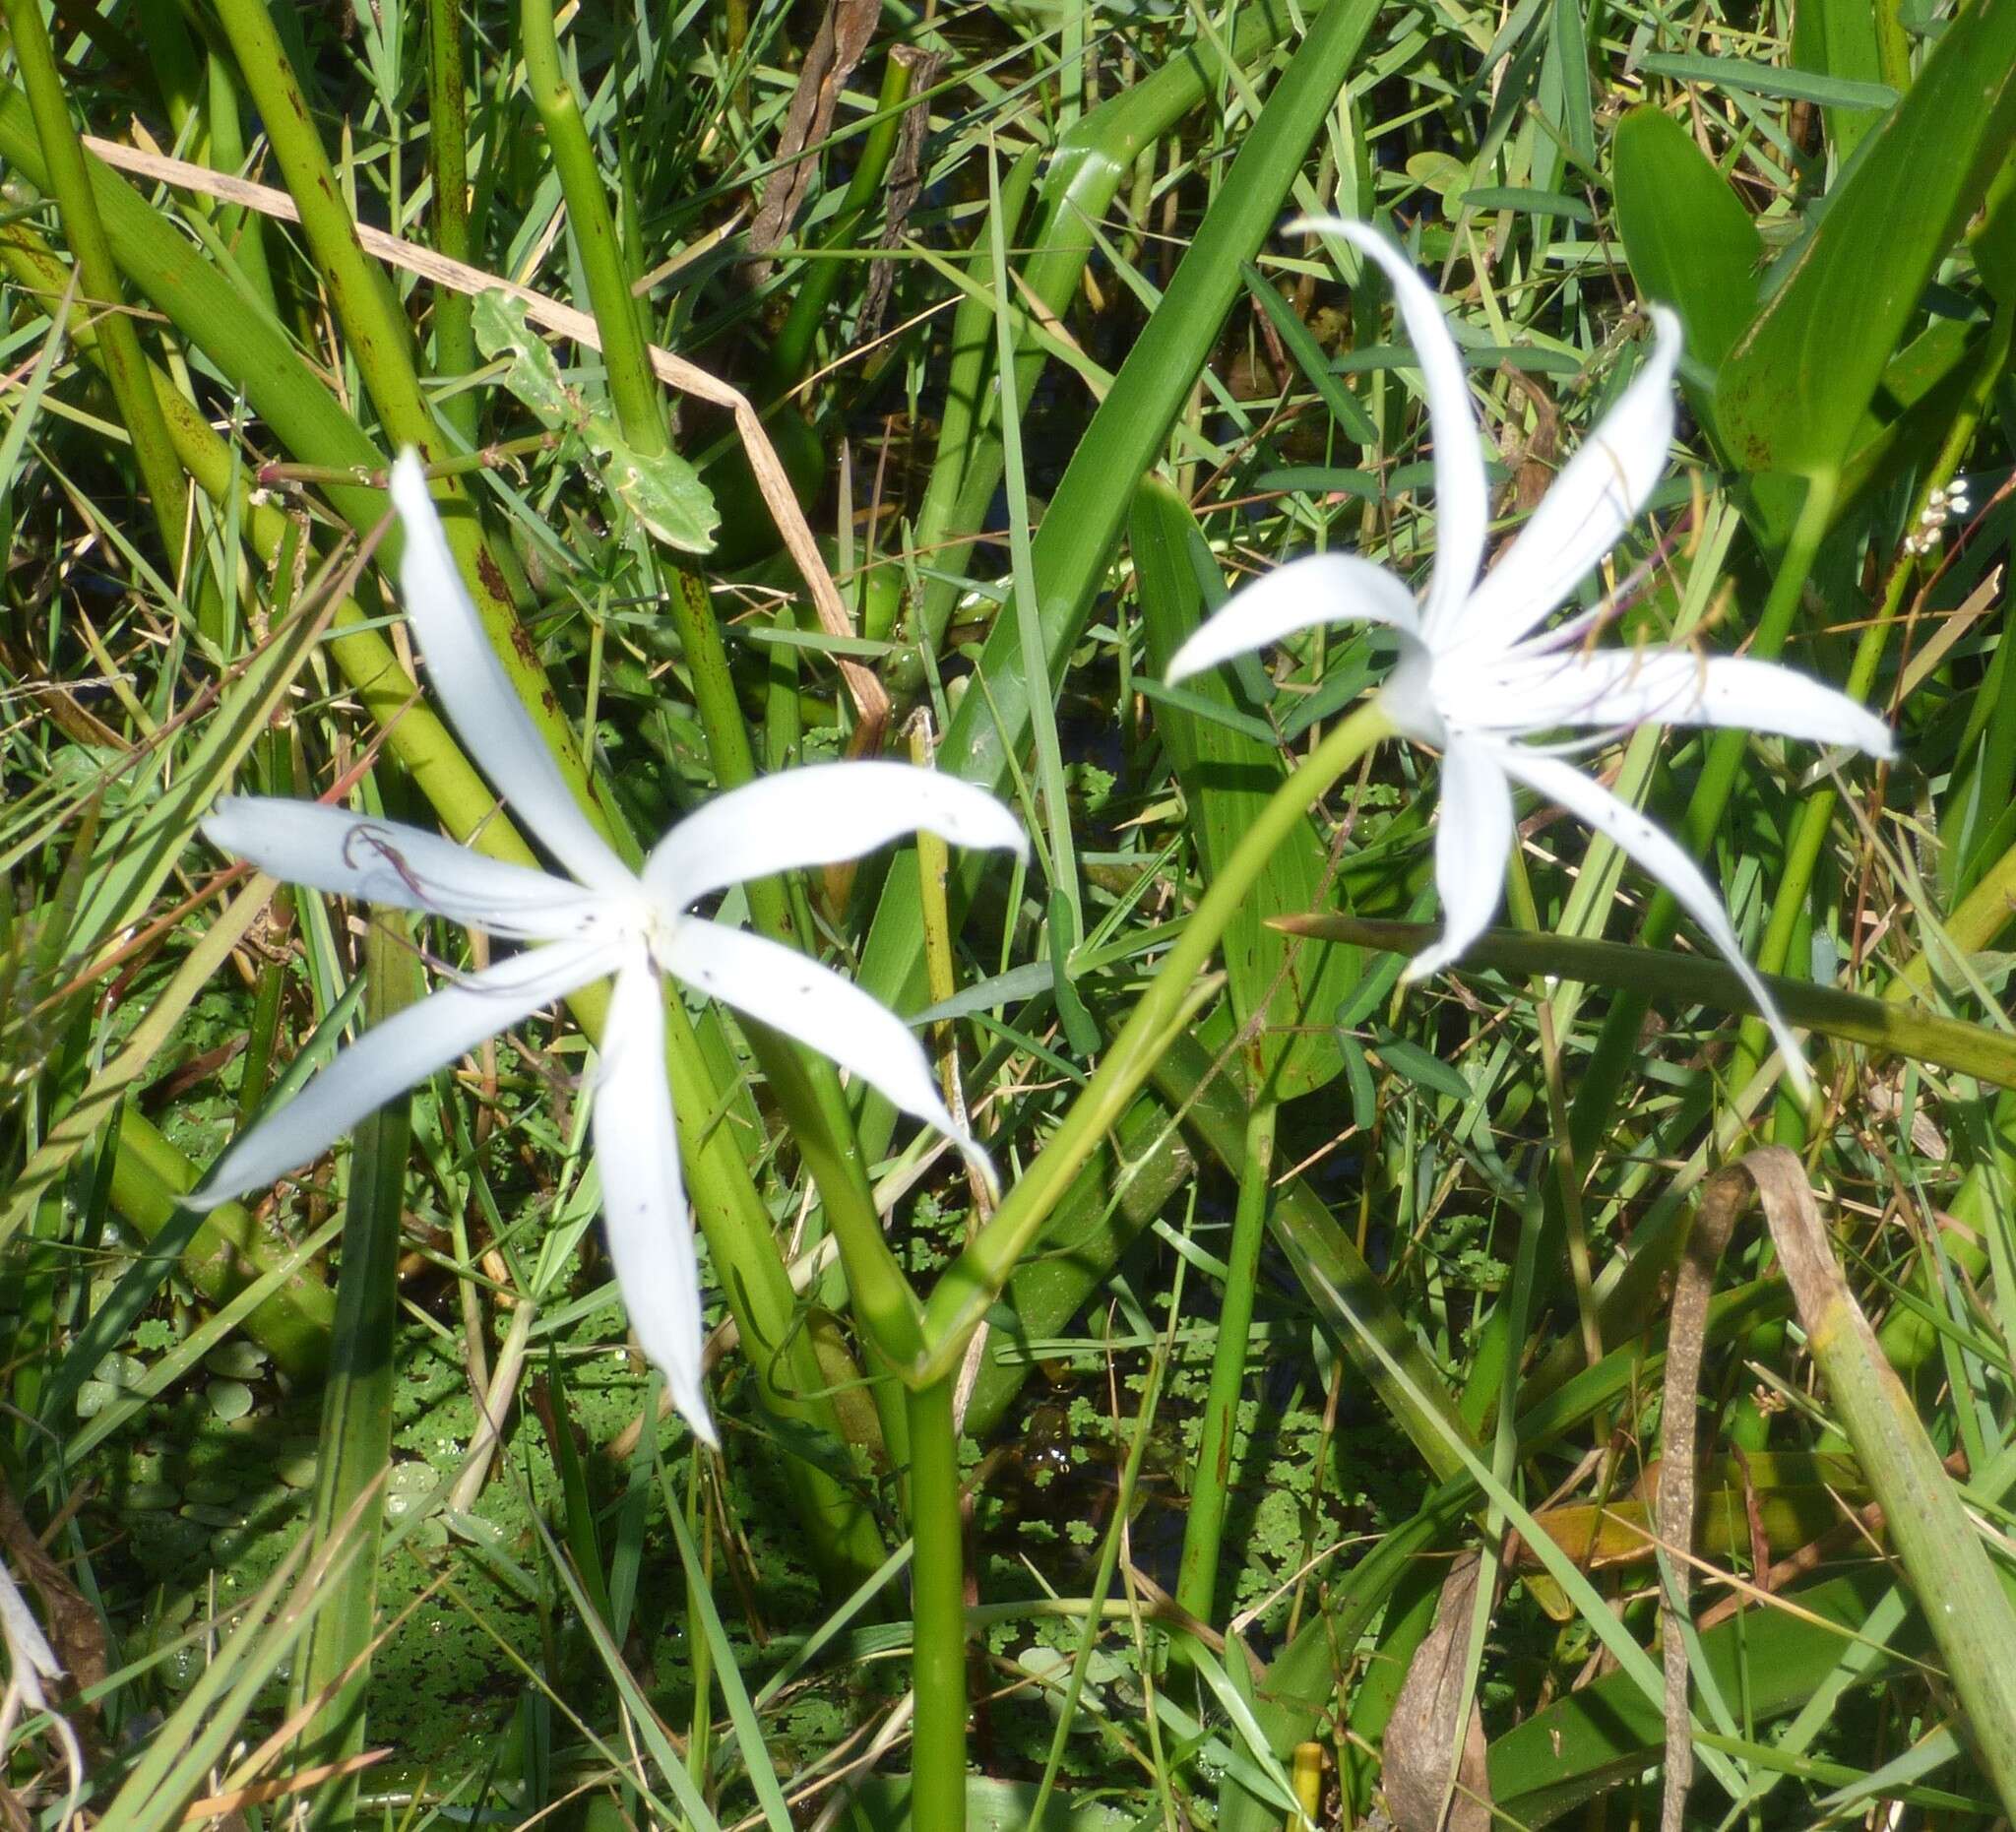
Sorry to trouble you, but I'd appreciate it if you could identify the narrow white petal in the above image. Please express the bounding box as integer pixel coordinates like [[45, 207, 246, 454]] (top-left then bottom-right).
[[202, 796, 607, 940], [0, 1563, 61, 1684], [1454, 308, 1682, 656], [190, 933, 622, 1208], [663, 920, 999, 1196], [1294, 220, 1490, 642], [1404, 737, 1514, 980], [389, 451, 634, 895], [592, 952, 717, 1446], [1445, 649, 1896, 758], [1500, 749, 1810, 1096], [645, 762, 1028, 913], [1163, 551, 1421, 684]]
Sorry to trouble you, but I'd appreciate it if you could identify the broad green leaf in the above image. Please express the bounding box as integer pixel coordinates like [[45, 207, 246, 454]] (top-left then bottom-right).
[[1611, 106, 1761, 384], [1129, 474, 1360, 1099], [1717, 0, 2016, 477], [1791, 0, 1887, 163]]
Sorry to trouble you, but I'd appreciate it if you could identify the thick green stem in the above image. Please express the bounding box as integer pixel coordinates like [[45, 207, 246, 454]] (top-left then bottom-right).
[[519, 0, 664, 451], [905, 1377, 969, 1831], [6, 0, 187, 576], [203, 1, 609, 847], [1175, 1097, 1278, 1629], [918, 702, 1392, 1375], [425, 0, 477, 447], [209, 0, 421, 439]]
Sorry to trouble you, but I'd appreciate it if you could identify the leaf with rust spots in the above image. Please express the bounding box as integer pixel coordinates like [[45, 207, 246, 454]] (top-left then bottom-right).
[[474, 544, 512, 608]]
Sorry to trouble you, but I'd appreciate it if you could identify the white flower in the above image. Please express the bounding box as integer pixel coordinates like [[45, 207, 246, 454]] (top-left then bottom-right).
[[191, 451, 1027, 1443], [1167, 222, 1894, 1094]]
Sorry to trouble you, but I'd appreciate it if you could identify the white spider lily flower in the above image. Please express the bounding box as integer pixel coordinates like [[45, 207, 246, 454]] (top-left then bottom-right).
[[1167, 222, 1894, 1095], [191, 451, 1027, 1444]]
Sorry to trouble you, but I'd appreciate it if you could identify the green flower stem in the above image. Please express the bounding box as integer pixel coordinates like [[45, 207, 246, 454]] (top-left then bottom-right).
[[288, 907, 418, 1830], [1174, 1096, 1278, 1635], [759, 50, 919, 403], [5, 0, 187, 577], [208, 0, 420, 435], [917, 702, 1393, 1378], [904, 1375, 969, 1832], [425, 0, 477, 447], [519, 0, 664, 451]]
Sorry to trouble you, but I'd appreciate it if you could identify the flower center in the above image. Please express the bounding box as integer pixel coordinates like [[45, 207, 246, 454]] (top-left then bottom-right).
[[1378, 646, 1447, 747]]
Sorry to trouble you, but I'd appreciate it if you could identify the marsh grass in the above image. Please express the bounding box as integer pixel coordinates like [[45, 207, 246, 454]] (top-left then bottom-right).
[[3, 1, 2014, 1827]]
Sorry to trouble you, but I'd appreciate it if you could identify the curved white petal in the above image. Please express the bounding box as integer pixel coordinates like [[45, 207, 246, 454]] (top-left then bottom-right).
[[663, 919, 999, 1196], [591, 951, 716, 1445], [1454, 307, 1681, 656], [190, 932, 624, 1208], [1163, 552, 1421, 684], [389, 452, 634, 895], [1403, 737, 1514, 981], [1444, 648, 1897, 758], [645, 762, 1028, 913], [202, 796, 607, 940], [1294, 220, 1490, 642], [1500, 748, 1810, 1096]]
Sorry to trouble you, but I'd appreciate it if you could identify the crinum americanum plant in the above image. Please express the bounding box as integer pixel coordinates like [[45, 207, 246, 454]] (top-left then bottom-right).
[[192, 452, 1027, 1442]]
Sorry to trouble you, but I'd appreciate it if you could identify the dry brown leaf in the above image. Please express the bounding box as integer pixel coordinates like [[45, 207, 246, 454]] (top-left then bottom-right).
[[742, 0, 881, 283], [1383, 1550, 1493, 1832]]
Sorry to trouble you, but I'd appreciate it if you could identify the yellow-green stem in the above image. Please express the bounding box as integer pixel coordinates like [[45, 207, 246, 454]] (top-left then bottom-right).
[[905, 1377, 969, 1831], [917, 701, 1393, 1378], [6, 0, 187, 577]]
